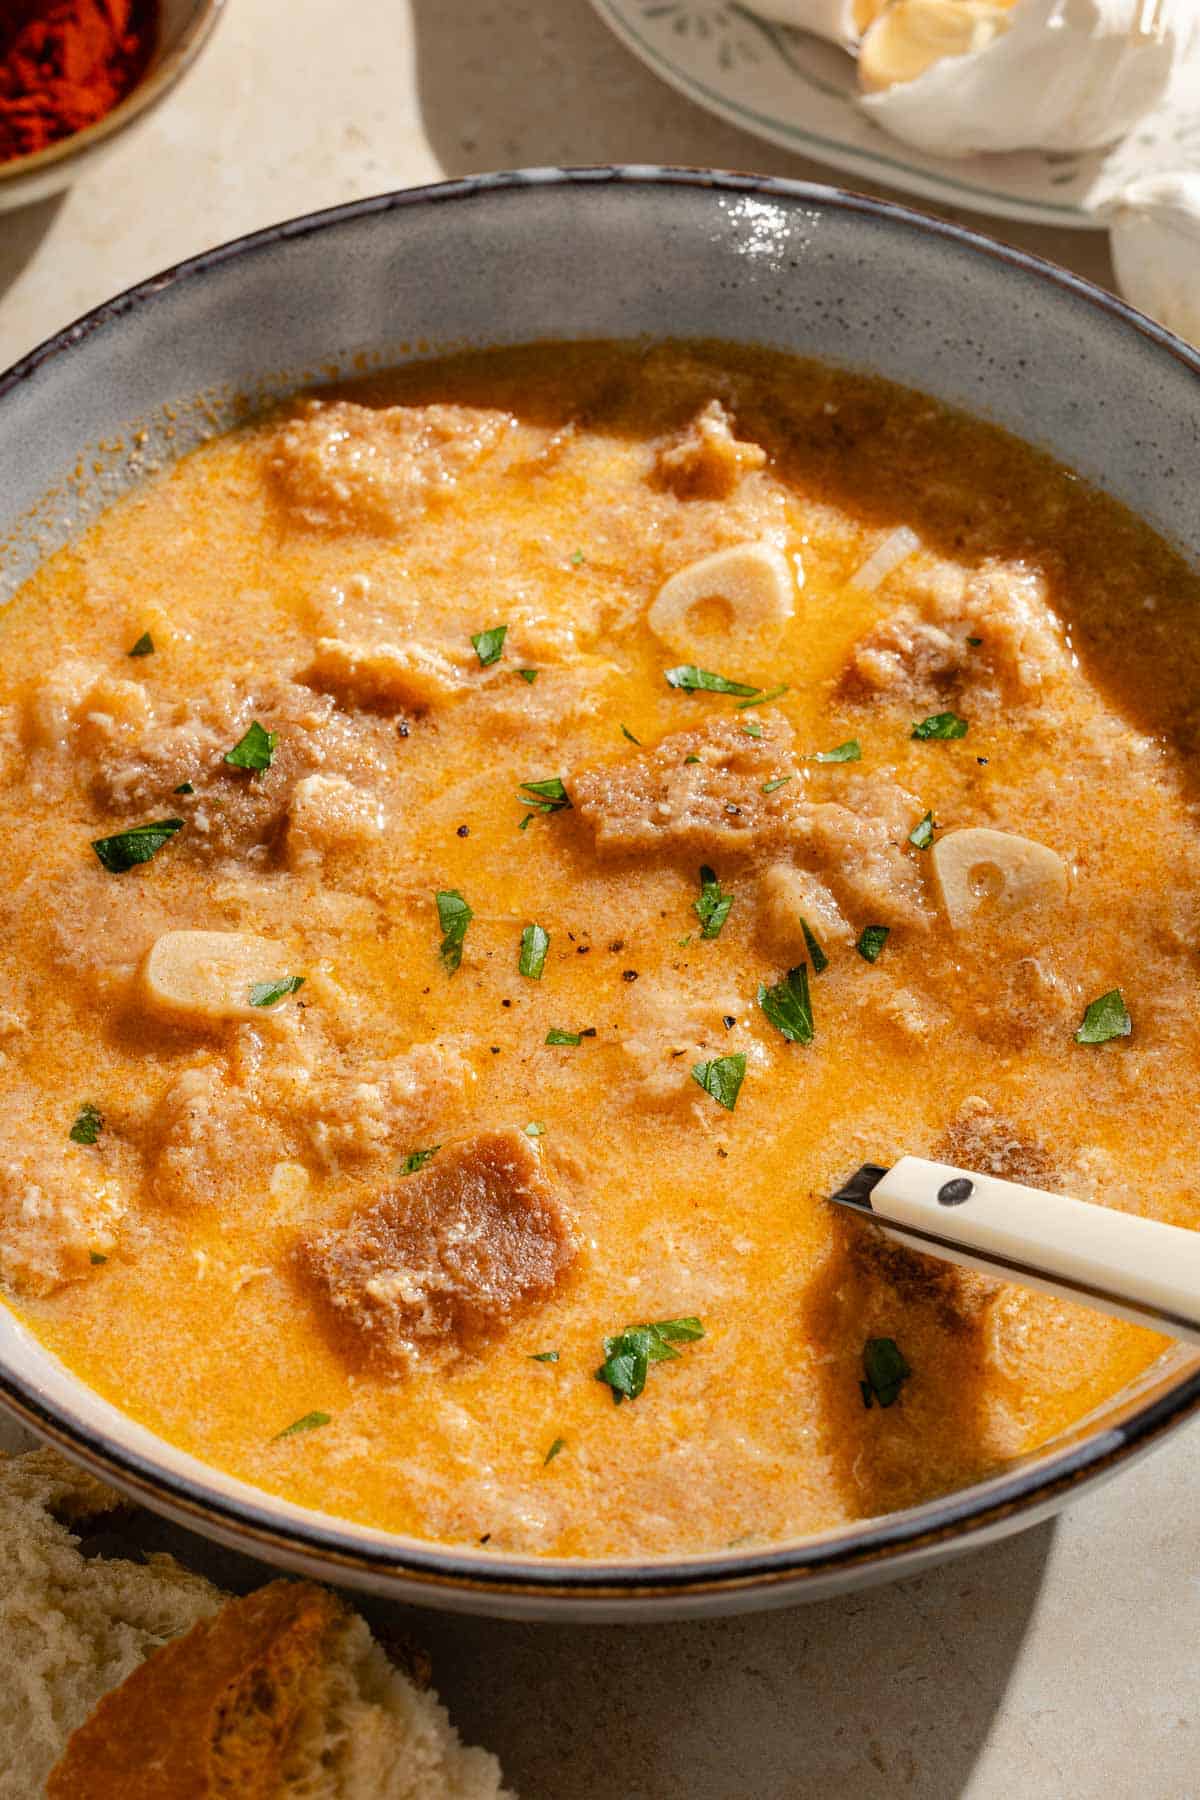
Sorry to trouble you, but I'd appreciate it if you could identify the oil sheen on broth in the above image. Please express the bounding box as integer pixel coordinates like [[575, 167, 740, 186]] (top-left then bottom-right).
[[1, 342, 1196, 1560]]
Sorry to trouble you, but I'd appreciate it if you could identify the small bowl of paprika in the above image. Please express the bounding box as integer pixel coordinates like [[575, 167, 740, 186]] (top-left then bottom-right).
[[0, 0, 225, 212]]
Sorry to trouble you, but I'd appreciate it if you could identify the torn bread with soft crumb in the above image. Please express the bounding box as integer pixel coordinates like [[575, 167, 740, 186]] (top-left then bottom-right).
[[0, 1447, 510, 1799]]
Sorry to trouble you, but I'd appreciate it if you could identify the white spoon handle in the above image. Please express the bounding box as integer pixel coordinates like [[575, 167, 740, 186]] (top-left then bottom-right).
[[844, 1156, 1200, 1345]]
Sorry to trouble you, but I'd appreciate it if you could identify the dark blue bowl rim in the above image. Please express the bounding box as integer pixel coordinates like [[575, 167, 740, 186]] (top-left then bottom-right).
[[1, 165, 1198, 1599]]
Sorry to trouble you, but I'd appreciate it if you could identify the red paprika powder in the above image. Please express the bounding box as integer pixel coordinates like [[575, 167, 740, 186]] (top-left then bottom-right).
[[0, 0, 159, 164]]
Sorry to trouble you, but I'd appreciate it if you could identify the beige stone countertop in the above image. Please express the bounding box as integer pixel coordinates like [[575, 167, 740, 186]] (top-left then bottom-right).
[[0, 3, 1195, 1796]]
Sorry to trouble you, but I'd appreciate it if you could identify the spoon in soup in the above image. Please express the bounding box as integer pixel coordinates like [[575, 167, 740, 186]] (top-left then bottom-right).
[[828, 1158, 1200, 1345]]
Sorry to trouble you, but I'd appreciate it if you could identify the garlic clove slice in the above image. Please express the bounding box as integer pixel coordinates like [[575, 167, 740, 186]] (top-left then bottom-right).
[[648, 539, 797, 658], [860, 0, 1184, 158], [932, 827, 1067, 930], [1105, 173, 1200, 349], [859, 0, 1013, 94], [141, 930, 293, 1023], [738, 0, 884, 48]]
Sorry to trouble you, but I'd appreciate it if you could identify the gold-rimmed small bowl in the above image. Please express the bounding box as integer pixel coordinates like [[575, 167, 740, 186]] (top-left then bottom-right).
[[0, 0, 225, 213]]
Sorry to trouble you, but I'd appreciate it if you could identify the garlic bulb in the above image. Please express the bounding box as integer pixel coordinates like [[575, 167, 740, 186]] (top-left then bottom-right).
[[860, 0, 1186, 157], [739, 0, 886, 47], [1105, 173, 1200, 349]]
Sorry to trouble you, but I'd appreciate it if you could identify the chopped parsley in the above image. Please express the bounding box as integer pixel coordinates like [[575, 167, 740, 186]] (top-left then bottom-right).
[[762, 776, 792, 794], [529, 1349, 559, 1363], [127, 631, 154, 657], [912, 711, 968, 741], [399, 1145, 441, 1175], [742, 720, 763, 740], [519, 923, 550, 980], [571, 549, 585, 566], [91, 817, 183, 873], [684, 754, 701, 765], [620, 724, 641, 745], [545, 1027, 582, 1046], [801, 918, 829, 974], [909, 810, 935, 850], [966, 635, 983, 647], [518, 777, 572, 829], [173, 781, 194, 796], [758, 965, 813, 1045], [665, 665, 761, 697], [856, 925, 890, 963], [471, 624, 508, 667], [69, 1103, 103, 1146], [814, 739, 861, 763], [435, 889, 473, 972], [691, 1052, 746, 1111], [694, 865, 733, 939], [224, 720, 277, 771], [518, 668, 538, 684], [89, 1251, 107, 1265], [736, 684, 788, 711], [523, 1121, 547, 1138], [595, 1317, 705, 1404], [1075, 989, 1131, 1045], [861, 1338, 911, 1409], [544, 1436, 567, 1465], [248, 975, 305, 1008], [273, 1411, 332, 1440]]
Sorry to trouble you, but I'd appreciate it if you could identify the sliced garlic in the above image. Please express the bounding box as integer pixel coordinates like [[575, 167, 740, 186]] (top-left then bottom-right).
[[141, 930, 292, 1023], [860, 0, 1184, 157], [1105, 173, 1200, 349], [648, 540, 796, 658], [932, 827, 1067, 930], [739, 0, 886, 46]]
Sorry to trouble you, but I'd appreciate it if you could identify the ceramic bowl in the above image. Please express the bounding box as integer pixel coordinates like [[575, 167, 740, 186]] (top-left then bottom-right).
[[1, 169, 1198, 1620], [0, 0, 225, 213]]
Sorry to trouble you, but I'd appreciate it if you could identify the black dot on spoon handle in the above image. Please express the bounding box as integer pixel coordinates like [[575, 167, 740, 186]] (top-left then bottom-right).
[[938, 1177, 974, 1206]]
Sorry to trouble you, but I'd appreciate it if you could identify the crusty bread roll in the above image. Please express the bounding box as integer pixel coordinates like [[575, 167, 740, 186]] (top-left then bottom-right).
[[0, 1449, 509, 1799]]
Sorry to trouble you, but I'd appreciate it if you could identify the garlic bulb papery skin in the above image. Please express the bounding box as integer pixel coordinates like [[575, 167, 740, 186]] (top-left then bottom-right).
[[739, 0, 884, 49], [1106, 174, 1200, 349], [860, 0, 1186, 158]]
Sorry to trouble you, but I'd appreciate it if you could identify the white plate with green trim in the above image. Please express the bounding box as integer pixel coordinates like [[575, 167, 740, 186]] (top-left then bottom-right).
[[589, 0, 1200, 229]]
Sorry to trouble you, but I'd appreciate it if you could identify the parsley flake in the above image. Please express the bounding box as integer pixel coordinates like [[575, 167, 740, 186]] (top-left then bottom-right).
[[856, 925, 890, 963], [400, 1145, 441, 1175], [912, 711, 968, 741], [248, 975, 305, 1008], [620, 723, 641, 745], [571, 549, 585, 566], [966, 635, 983, 647], [736, 684, 788, 711], [694, 865, 733, 939], [758, 965, 814, 1045], [69, 1103, 103, 1146], [762, 776, 792, 794], [544, 1436, 567, 1465], [530, 1350, 559, 1363], [545, 1027, 582, 1046], [861, 1338, 911, 1409], [691, 1052, 746, 1111], [518, 777, 572, 829], [127, 631, 154, 657], [224, 720, 277, 771], [471, 624, 508, 667], [742, 720, 763, 740], [91, 818, 183, 873], [518, 668, 538, 684], [1075, 989, 1131, 1045], [814, 739, 861, 763], [523, 1121, 546, 1138], [519, 923, 550, 980], [801, 918, 829, 974], [89, 1251, 107, 1265], [273, 1411, 331, 1440], [173, 781, 194, 796], [436, 889, 473, 972], [909, 810, 935, 850], [665, 665, 761, 697], [595, 1317, 705, 1403]]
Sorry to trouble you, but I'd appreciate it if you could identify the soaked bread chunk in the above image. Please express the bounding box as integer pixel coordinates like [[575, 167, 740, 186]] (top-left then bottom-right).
[[300, 1129, 577, 1371]]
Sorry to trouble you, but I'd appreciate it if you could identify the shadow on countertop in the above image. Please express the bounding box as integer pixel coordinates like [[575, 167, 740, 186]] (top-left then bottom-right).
[[0, 192, 64, 308]]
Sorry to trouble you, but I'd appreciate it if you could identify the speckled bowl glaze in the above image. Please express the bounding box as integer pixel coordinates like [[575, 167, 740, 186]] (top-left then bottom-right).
[[0, 169, 1198, 1619]]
